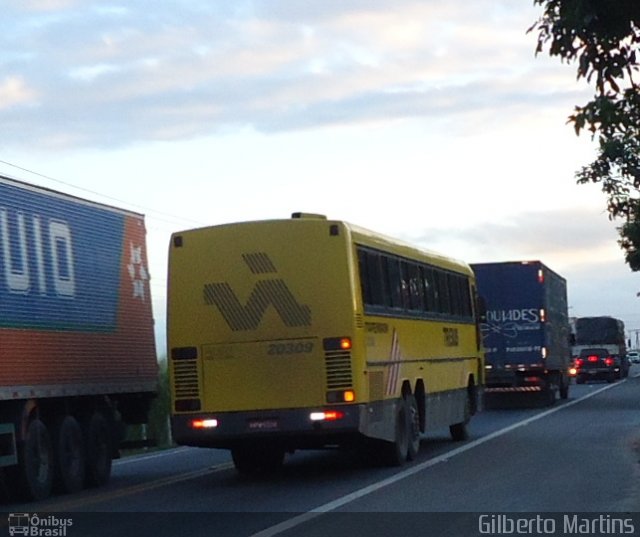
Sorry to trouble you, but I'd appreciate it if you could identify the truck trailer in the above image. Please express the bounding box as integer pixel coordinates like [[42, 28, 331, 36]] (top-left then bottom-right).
[[471, 261, 571, 405], [0, 175, 157, 501]]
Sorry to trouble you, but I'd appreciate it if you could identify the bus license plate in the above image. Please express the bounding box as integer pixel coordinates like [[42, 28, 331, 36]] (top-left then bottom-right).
[[248, 419, 279, 431]]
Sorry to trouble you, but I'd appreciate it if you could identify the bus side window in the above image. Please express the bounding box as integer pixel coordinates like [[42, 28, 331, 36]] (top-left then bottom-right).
[[357, 248, 373, 306], [408, 262, 425, 312], [452, 274, 469, 317], [461, 278, 473, 318], [385, 256, 403, 309], [433, 270, 449, 314], [368, 251, 386, 307], [422, 266, 437, 313], [399, 261, 412, 310]]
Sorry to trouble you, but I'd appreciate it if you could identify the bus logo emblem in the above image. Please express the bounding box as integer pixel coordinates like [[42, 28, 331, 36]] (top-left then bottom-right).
[[203, 253, 311, 331]]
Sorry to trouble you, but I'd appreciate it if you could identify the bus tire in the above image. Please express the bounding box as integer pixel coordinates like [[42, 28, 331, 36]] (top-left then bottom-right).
[[449, 389, 471, 442], [379, 400, 409, 466], [405, 394, 421, 461], [85, 412, 112, 487], [54, 415, 86, 494], [14, 418, 54, 501], [232, 444, 285, 475]]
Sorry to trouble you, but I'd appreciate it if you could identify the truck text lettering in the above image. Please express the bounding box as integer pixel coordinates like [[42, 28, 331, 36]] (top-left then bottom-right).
[[486, 308, 539, 324], [0, 208, 76, 298]]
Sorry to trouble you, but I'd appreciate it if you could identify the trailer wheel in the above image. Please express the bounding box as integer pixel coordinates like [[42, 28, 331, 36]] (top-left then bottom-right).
[[15, 418, 54, 501], [85, 412, 112, 487], [54, 416, 86, 494]]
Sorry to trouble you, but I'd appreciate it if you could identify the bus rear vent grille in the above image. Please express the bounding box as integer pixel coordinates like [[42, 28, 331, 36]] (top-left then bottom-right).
[[325, 350, 353, 389], [173, 360, 199, 398]]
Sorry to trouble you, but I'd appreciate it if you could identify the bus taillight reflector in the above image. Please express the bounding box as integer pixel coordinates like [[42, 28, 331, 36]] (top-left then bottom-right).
[[310, 410, 345, 422], [191, 419, 218, 429]]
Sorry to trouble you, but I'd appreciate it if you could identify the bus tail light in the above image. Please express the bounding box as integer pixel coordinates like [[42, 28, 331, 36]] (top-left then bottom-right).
[[191, 418, 218, 429], [326, 389, 356, 403], [323, 337, 352, 351], [310, 410, 345, 422]]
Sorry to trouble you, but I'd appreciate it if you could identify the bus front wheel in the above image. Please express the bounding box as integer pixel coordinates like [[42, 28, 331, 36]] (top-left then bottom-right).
[[378, 400, 410, 466]]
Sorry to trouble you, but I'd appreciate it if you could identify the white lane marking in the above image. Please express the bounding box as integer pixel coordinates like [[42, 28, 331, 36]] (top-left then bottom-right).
[[114, 446, 192, 466], [250, 381, 624, 537]]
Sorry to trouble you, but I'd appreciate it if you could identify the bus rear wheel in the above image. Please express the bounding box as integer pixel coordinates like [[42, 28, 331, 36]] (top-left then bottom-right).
[[406, 394, 421, 460]]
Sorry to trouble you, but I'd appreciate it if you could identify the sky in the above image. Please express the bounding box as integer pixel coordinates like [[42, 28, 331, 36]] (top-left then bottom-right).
[[1, 0, 639, 354]]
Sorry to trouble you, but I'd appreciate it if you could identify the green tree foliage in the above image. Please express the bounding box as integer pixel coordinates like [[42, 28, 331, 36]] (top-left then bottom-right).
[[530, 1, 640, 268], [148, 357, 172, 447]]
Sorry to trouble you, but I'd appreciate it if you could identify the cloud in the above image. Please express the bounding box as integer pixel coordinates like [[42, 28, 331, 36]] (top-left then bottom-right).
[[405, 207, 621, 270], [8, 0, 78, 10], [0, 76, 38, 109], [0, 0, 591, 149]]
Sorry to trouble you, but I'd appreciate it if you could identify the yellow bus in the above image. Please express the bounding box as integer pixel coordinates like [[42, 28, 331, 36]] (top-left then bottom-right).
[[168, 213, 484, 472]]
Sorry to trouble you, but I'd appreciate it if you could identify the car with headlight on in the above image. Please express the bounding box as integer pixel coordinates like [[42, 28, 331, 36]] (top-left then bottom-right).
[[573, 348, 618, 384]]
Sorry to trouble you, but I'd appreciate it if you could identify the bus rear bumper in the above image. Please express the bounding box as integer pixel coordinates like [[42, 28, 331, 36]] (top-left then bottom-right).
[[171, 405, 365, 449]]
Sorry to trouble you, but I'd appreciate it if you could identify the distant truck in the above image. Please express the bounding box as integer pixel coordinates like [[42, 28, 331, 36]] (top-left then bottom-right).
[[571, 316, 629, 380], [471, 261, 571, 405], [0, 175, 157, 501]]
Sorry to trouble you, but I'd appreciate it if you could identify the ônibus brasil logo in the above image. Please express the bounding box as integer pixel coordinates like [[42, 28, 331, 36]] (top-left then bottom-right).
[[8, 514, 73, 537]]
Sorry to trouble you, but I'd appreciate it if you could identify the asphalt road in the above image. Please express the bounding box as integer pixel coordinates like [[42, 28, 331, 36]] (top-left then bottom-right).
[[3, 367, 640, 537]]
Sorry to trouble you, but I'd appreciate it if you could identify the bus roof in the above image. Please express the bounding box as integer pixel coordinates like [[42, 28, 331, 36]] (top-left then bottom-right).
[[174, 213, 474, 277]]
